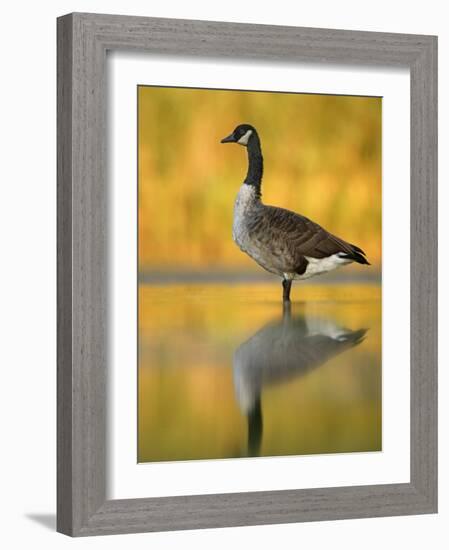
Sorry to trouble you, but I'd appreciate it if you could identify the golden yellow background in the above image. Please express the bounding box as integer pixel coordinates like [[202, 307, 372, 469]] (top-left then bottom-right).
[[138, 86, 381, 272]]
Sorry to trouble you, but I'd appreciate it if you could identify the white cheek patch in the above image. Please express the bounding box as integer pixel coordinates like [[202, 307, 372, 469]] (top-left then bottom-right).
[[237, 129, 253, 145]]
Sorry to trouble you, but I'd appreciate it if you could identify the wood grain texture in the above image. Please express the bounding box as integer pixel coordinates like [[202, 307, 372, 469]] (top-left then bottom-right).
[[57, 12, 438, 536], [57, 14, 74, 536]]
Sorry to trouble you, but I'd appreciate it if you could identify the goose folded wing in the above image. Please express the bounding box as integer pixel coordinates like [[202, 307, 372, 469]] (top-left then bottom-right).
[[261, 206, 369, 268]]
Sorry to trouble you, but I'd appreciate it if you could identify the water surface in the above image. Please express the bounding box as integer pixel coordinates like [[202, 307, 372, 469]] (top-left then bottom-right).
[[138, 283, 381, 462]]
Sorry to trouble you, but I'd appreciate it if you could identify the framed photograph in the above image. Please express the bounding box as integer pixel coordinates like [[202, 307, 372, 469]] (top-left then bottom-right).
[[57, 12, 437, 536]]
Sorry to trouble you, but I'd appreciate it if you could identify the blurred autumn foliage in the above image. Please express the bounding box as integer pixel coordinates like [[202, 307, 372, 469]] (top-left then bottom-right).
[[138, 86, 381, 272]]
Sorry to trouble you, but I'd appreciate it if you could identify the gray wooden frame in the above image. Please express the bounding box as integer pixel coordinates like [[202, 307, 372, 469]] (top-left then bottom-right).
[[57, 12, 437, 537]]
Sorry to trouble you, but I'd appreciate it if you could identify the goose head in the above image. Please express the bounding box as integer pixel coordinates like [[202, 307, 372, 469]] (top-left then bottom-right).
[[221, 124, 257, 147]]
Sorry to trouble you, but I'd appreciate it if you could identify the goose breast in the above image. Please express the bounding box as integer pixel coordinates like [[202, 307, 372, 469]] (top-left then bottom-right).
[[233, 186, 292, 276]]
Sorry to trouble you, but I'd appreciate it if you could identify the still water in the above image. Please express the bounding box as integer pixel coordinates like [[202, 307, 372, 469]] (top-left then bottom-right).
[[138, 284, 381, 463]]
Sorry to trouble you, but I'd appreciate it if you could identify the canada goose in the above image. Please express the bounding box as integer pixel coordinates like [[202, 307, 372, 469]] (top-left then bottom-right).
[[221, 124, 370, 301], [233, 303, 367, 456]]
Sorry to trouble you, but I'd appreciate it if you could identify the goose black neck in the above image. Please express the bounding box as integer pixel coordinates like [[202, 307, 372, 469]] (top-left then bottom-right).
[[244, 134, 263, 197]]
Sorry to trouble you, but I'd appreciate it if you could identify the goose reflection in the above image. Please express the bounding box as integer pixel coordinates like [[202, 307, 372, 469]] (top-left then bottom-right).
[[233, 304, 367, 457]]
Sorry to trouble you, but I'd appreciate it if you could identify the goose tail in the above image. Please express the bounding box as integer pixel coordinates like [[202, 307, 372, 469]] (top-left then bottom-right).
[[339, 243, 370, 265]]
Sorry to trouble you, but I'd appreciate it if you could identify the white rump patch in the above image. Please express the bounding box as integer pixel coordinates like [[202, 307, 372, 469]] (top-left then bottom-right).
[[298, 254, 351, 279], [237, 129, 253, 145]]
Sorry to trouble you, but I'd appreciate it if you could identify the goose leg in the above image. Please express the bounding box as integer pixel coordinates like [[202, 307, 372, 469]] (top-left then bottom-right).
[[282, 278, 292, 302]]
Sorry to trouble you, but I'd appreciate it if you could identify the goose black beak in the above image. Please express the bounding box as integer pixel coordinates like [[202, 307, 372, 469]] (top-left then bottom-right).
[[220, 133, 236, 143]]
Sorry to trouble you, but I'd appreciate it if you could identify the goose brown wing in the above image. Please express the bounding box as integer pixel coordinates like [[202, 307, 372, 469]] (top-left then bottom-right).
[[259, 206, 369, 270]]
